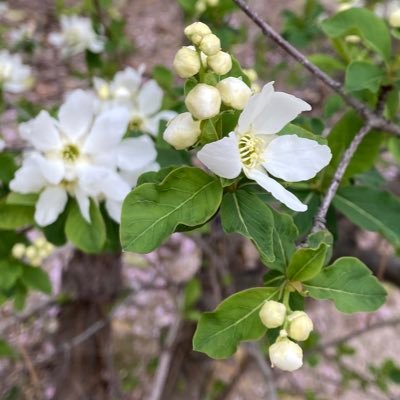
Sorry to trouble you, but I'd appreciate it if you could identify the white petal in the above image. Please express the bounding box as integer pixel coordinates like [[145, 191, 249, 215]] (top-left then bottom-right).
[[48, 32, 63, 47], [102, 171, 131, 202], [74, 186, 91, 223], [10, 158, 46, 193], [58, 90, 96, 141], [146, 110, 177, 136], [197, 132, 242, 179], [19, 111, 61, 152], [105, 199, 122, 223], [88, 37, 104, 53], [83, 107, 130, 154], [112, 67, 142, 94], [77, 165, 110, 198], [138, 80, 163, 116], [247, 169, 307, 212], [238, 82, 274, 134], [30, 153, 65, 184], [252, 90, 311, 135], [35, 187, 68, 226], [264, 135, 332, 182], [119, 161, 159, 187], [117, 136, 157, 171]]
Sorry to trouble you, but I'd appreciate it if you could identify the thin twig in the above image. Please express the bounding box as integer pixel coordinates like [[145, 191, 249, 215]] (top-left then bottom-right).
[[233, 0, 400, 137]]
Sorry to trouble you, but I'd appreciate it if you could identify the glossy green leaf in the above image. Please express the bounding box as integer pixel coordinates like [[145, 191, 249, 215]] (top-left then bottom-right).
[[304, 257, 387, 313], [193, 287, 279, 359], [308, 53, 346, 74], [6, 193, 38, 206], [220, 190, 275, 263], [0, 201, 34, 230], [22, 265, 52, 294], [345, 61, 385, 93], [0, 153, 17, 184], [0, 260, 23, 289], [121, 167, 222, 253]]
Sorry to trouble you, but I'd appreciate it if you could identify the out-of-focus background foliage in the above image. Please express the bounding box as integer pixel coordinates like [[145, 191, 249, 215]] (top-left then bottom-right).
[[1, 0, 400, 399]]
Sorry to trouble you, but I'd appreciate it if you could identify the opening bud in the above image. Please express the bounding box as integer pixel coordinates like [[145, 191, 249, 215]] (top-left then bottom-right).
[[207, 51, 232, 75], [269, 338, 303, 372], [259, 300, 286, 329], [389, 9, 400, 28], [185, 83, 221, 120], [173, 46, 201, 78], [184, 22, 212, 46], [216, 77, 252, 110], [199, 33, 221, 56], [287, 311, 313, 342], [163, 112, 201, 150], [12, 243, 26, 259]]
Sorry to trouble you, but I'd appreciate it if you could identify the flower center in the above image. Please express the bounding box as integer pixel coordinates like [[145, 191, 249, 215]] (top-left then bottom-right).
[[61, 144, 80, 162], [238, 133, 265, 169], [129, 116, 145, 131]]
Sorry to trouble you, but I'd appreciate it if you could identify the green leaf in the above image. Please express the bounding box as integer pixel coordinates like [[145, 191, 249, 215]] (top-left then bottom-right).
[[279, 124, 327, 145], [193, 287, 279, 359], [307, 229, 333, 263], [304, 257, 387, 313], [287, 243, 328, 282], [6, 192, 38, 206], [152, 65, 173, 90], [0, 338, 17, 358], [308, 53, 346, 74], [121, 167, 222, 253], [0, 259, 23, 289], [345, 61, 384, 93], [65, 200, 106, 253], [333, 186, 400, 249], [200, 119, 219, 144], [137, 166, 177, 186], [0, 153, 17, 184], [22, 265, 52, 294], [321, 8, 392, 62], [223, 56, 251, 86], [220, 190, 275, 263], [0, 201, 34, 229]]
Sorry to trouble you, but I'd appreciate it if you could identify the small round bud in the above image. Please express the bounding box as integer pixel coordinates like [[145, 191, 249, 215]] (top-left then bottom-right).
[[199, 33, 221, 56], [185, 83, 221, 120], [244, 68, 258, 82], [30, 256, 42, 267], [207, 51, 232, 75], [163, 112, 201, 150], [184, 22, 212, 46], [269, 338, 303, 372], [34, 237, 47, 249], [259, 300, 286, 329], [345, 35, 360, 44], [173, 47, 201, 78], [287, 311, 313, 342], [389, 9, 400, 28], [12, 243, 26, 259], [207, 0, 219, 6], [195, 0, 206, 13], [338, 3, 352, 12], [216, 77, 252, 110], [25, 245, 37, 260]]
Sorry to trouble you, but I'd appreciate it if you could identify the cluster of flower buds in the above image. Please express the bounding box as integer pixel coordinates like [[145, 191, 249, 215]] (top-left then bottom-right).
[[165, 22, 252, 150], [12, 237, 54, 267], [195, 0, 219, 14], [259, 300, 314, 372]]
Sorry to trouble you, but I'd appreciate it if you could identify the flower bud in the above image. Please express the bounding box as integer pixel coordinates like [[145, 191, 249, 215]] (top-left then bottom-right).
[[259, 300, 286, 329], [12, 243, 26, 259], [195, 0, 206, 13], [185, 83, 221, 120], [163, 112, 201, 150], [25, 245, 37, 260], [207, 0, 219, 6], [173, 47, 201, 78], [345, 35, 361, 44], [389, 9, 400, 28], [287, 311, 313, 342], [199, 34, 221, 56], [216, 77, 252, 110], [184, 22, 212, 46], [207, 51, 232, 75], [269, 338, 303, 372]]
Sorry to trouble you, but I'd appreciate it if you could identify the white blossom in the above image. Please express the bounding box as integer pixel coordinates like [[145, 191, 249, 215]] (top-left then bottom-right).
[[216, 77, 252, 110], [197, 82, 332, 212], [259, 300, 286, 329], [269, 338, 303, 372], [185, 83, 221, 120], [199, 33, 221, 56], [0, 50, 33, 93], [49, 15, 105, 57], [173, 47, 201, 78], [184, 22, 212, 46], [287, 311, 314, 341], [163, 112, 201, 150], [10, 90, 158, 226], [207, 51, 232, 75]]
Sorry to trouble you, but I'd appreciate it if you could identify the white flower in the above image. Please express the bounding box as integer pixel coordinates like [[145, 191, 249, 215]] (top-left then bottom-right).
[[184, 22, 212, 46], [197, 82, 332, 212], [389, 9, 400, 27], [259, 300, 286, 329], [287, 311, 313, 341], [217, 77, 252, 110], [173, 47, 201, 78], [185, 83, 221, 120], [10, 90, 158, 226], [207, 51, 232, 75], [49, 15, 105, 56], [163, 112, 201, 150], [8, 22, 36, 46], [0, 50, 33, 93], [199, 33, 221, 56], [269, 338, 303, 372]]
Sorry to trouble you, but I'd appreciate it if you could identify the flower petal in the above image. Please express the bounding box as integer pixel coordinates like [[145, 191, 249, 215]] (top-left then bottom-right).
[[101, 171, 131, 202], [58, 89, 96, 141], [83, 107, 130, 154], [19, 111, 61, 152], [263, 135, 332, 182], [146, 110, 177, 136], [247, 169, 307, 212], [74, 186, 91, 223], [117, 135, 157, 172], [138, 80, 163, 116], [197, 132, 242, 179], [105, 199, 122, 223], [30, 153, 65, 185], [112, 67, 142, 95], [119, 161, 159, 187], [35, 187, 68, 226], [10, 158, 46, 193]]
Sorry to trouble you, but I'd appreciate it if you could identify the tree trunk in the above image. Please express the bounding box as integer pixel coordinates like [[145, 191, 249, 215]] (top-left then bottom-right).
[[53, 250, 122, 400]]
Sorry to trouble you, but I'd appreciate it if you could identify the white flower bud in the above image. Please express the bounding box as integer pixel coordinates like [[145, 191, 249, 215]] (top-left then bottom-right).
[[173, 47, 201, 78], [163, 112, 201, 150], [207, 0, 219, 6], [12, 243, 26, 259], [195, 0, 206, 13], [184, 22, 212, 46], [345, 35, 361, 44], [34, 237, 47, 249], [25, 245, 37, 260], [287, 311, 313, 342], [199, 33, 221, 56], [185, 83, 221, 120], [389, 9, 400, 28], [30, 256, 42, 267], [269, 338, 303, 372], [207, 51, 232, 75], [244, 68, 258, 82], [216, 77, 252, 110], [259, 300, 286, 329]]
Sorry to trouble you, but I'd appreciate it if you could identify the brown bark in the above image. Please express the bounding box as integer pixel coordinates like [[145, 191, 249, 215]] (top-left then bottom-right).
[[53, 250, 123, 400]]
